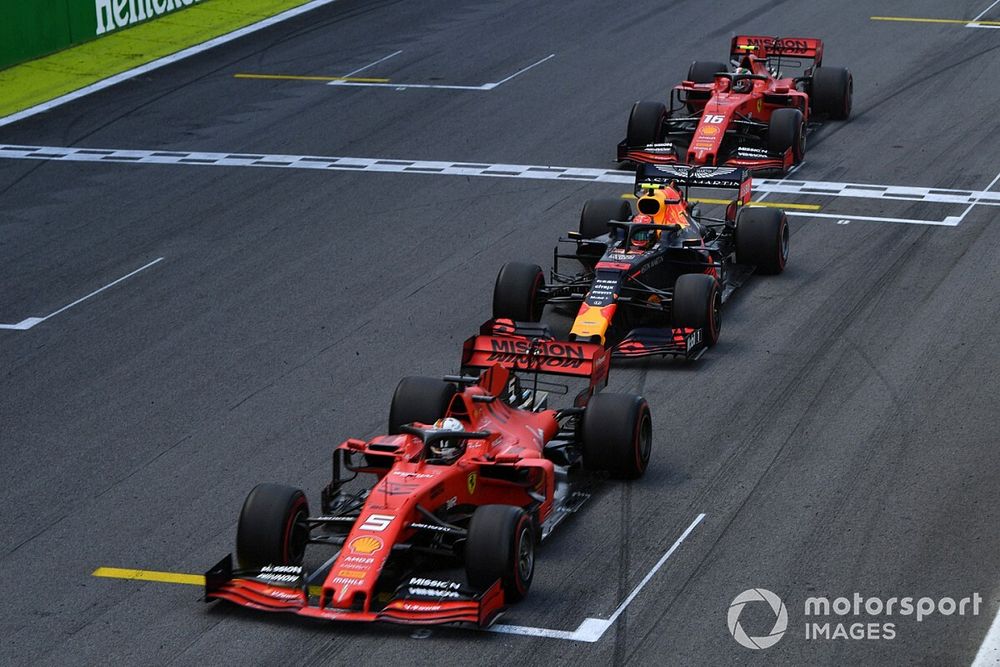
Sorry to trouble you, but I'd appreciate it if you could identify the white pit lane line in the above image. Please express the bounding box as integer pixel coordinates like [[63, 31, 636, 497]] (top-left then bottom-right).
[[1, 144, 994, 226], [487, 513, 706, 642], [0, 257, 164, 331]]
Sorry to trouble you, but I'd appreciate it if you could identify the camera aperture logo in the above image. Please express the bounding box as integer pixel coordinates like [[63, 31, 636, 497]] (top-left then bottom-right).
[[727, 588, 788, 649]]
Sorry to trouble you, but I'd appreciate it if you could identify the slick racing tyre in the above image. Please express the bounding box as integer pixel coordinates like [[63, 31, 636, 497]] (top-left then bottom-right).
[[672, 273, 721, 346], [580, 198, 631, 239], [493, 262, 545, 322], [626, 101, 666, 147], [465, 505, 535, 602], [735, 207, 789, 275], [388, 376, 457, 434], [579, 198, 631, 267], [236, 483, 310, 570], [768, 108, 805, 163], [811, 66, 853, 120], [687, 60, 729, 84], [582, 393, 652, 479]]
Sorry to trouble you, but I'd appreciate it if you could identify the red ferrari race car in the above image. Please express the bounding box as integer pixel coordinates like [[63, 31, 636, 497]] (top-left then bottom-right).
[[205, 324, 651, 627], [617, 34, 853, 173]]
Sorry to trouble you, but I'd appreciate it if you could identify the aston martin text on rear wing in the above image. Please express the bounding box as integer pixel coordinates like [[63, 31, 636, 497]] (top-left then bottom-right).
[[731, 35, 824, 63], [461, 319, 610, 389], [634, 163, 752, 204]]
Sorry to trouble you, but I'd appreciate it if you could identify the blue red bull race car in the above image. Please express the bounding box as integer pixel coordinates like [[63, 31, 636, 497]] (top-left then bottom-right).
[[491, 164, 788, 359]]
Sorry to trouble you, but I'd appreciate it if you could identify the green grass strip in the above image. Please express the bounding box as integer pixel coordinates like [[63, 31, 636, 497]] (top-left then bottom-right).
[[0, 0, 322, 118]]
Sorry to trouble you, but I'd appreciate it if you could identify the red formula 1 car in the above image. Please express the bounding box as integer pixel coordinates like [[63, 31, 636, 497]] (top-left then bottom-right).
[[617, 35, 853, 172], [205, 322, 651, 627]]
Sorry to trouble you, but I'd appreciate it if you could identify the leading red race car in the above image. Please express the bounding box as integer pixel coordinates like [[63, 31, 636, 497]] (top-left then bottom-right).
[[205, 322, 652, 627], [617, 35, 853, 173]]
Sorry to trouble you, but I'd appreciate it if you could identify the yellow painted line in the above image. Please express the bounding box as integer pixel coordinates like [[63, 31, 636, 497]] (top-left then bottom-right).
[[619, 193, 821, 211], [870, 16, 1000, 26], [0, 0, 326, 118], [93, 566, 324, 596], [234, 73, 390, 82], [93, 567, 204, 586]]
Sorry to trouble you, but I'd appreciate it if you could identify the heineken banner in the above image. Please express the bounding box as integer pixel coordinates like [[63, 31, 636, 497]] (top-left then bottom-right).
[[0, 0, 202, 69]]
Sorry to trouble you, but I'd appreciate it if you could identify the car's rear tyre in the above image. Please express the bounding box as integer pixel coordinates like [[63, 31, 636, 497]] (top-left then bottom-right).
[[735, 207, 789, 275], [465, 505, 535, 602], [672, 273, 721, 346], [768, 108, 805, 162], [811, 66, 853, 120], [579, 198, 630, 267], [582, 393, 652, 479], [687, 60, 729, 84], [493, 262, 545, 322], [236, 483, 310, 570], [626, 101, 666, 147], [388, 376, 457, 434]]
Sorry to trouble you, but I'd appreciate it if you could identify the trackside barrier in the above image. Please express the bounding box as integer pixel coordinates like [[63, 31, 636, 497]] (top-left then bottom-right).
[[0, 0, 203, 69]]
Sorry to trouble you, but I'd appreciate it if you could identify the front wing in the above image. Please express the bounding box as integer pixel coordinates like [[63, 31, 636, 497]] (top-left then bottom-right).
[[612, 326, 707, 360], [617, 140, 793, 173], [205, 555, 505, 627]]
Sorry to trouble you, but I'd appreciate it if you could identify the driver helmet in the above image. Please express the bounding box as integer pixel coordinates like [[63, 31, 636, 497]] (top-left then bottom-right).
[[430, 417, 465, 462], [630, 214, 658, 250], [733, 67, 753, 92]]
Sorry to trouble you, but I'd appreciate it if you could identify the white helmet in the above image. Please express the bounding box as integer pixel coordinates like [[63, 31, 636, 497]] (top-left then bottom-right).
[[430, 418, 465, 462]]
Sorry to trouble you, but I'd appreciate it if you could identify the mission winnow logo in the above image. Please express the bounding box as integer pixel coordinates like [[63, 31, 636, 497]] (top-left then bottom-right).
[[95, 0, 203, 36]]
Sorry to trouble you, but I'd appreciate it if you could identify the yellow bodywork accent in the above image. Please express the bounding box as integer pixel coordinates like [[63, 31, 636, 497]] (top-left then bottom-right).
[[570, 307, 612, 345]]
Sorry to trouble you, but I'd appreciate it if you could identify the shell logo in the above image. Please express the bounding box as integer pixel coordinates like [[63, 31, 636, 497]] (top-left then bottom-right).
[[701, 126, 719, 136], [349, 536, 384, 555]]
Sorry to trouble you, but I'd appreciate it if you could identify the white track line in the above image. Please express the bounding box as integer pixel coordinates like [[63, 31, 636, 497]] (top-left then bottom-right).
[[329, 54, 555, 91], [972, 599, 1000, 666], [488, 513, 705, 642], [949, 168, 1000, 226], [971, 0, 1000, 21], [0, 0, 341, 129], [341, 50, 402, 78], [0, 144, 986, 226], [0, 257, 163, 331], [785, 211, 959, 227]]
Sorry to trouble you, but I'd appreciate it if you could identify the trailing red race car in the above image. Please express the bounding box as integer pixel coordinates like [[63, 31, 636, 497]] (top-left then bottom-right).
[[617, 35, 853, 173], [205, 323, 651, 627]]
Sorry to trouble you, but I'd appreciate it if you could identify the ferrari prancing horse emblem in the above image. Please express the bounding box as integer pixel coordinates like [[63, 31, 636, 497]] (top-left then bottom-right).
[[467, 472, 477, 495]]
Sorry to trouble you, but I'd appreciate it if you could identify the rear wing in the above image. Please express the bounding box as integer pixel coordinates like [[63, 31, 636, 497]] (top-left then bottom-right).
[[461, 319, 610, 397], [635, 163, 752, 204], [731, 35, 824, 64]]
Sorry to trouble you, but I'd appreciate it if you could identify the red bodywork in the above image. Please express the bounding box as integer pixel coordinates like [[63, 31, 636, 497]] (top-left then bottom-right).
[[207, 322, 609, 626], [620, 35, 825, 171]]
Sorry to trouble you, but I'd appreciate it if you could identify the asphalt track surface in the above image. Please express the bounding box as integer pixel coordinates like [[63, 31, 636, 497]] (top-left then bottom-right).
[[2, 1, 1000, 664]]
